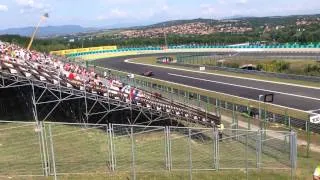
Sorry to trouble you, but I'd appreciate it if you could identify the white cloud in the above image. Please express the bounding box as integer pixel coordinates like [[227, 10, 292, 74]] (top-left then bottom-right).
[[217, 0, 227, 5], [237, 0, 248, 4], [15, 0, 51, 14], [99, 0, 162, 5], [200, 0, 264, 18], [200, 4, 218, 16], [97, 3, 171, 21], [212, 0, 249, 6], [97, 8, 128, 20], [110, 8, 128, 18], [161, 4, 169, 11], [0, 4, 8, 12]]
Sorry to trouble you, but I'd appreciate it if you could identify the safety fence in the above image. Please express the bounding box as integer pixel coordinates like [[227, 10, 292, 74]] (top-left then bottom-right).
[[174, 53, 320, 82], [0, 121, 297, 179], [173, 63, 320, 83]]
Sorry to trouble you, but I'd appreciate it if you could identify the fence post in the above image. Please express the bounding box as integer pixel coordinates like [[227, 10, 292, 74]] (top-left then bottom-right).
[[165, 126, 172, 171], [256, 130, 262, 169], [48, 124, 57, 180], [188, 129, 193, 180], [290, 131, 297, 180], [131, 126, 136, 180], [43, 123, 51, 175], [112, 124, 117, 169], [164, 127, 168, 170], [285, 109, 289, 127], [168, 127, 172, 170], [306, 121, 311, 158], [232, 103, 236, 128], [213, 128, 219, 170], [108, 124, 115, 171], [36, 122, 45, 176], [263, 105, 267, 138], [39, 121, 49, 176], [247, 105, 251, 130], [215, 99, 220, 117], [288, 116, 291, 130], [245, 130, 249, 179]]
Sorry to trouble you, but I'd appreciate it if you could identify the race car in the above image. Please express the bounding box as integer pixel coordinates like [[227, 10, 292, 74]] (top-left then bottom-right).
[[141, 70, 153, 77]]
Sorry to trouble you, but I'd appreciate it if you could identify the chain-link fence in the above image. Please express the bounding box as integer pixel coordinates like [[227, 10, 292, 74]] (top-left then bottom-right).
[[0, 121, 297, 179], [0, 122, 43, 176]]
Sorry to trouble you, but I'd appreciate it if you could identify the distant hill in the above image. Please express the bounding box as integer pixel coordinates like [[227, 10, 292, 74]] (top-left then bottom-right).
[[1, 13, 319, 38], [130, 19, 216, 30], [129, 14, 320, 30], [0, 25, 97, 37]]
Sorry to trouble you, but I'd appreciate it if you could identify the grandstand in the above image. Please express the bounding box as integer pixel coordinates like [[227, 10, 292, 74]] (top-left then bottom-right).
[[0, 42, 220, 126]]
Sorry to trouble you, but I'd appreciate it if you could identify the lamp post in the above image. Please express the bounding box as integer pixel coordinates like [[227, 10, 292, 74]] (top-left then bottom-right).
[[27, 13, 49, 50]]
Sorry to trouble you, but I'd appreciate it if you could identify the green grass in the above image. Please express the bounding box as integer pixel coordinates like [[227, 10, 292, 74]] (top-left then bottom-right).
[[1, 122, 319, 180], [2, 171, 296, 180]]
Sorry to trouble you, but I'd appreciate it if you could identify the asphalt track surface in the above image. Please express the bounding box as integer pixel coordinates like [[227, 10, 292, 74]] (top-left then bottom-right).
[[94, 53, 320, 112]]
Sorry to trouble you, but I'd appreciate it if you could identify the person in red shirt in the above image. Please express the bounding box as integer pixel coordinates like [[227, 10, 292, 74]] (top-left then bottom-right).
[[130, 88, 134, 101], [68, 72, 75, 80]]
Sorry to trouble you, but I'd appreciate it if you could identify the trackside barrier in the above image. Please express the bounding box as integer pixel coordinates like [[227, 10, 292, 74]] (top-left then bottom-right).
[[0, 121, 297, 179], [52, 43, 320, 58]]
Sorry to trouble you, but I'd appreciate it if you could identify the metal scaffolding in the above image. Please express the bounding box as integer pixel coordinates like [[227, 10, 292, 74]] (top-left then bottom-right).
[[0, 71, 219, 127]]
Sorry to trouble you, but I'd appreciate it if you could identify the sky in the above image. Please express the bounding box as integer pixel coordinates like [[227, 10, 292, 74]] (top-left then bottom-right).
[[0, 0, 319, 29]]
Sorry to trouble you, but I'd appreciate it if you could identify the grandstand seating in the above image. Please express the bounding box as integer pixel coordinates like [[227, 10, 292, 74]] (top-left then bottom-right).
[[0, 42, 219, 126]]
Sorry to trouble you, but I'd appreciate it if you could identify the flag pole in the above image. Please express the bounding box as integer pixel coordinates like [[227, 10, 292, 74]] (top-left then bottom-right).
[[27, 13, 49, 50]]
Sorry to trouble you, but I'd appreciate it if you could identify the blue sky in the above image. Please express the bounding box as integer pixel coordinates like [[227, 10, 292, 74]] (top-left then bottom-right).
[[0, 0, 319, 29]]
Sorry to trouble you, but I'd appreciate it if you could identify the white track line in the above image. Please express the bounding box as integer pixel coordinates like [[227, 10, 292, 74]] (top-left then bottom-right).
[[126, 59, 320, 90], [307, 109, 320, 113], [168, 73, 320, 102]]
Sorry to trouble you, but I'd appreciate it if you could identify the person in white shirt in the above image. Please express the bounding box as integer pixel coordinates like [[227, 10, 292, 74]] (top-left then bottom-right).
[[314, 164, 320, 180]]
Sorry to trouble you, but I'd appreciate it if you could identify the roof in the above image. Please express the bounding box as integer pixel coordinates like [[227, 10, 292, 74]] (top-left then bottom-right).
[[240, 64, 257, 68]]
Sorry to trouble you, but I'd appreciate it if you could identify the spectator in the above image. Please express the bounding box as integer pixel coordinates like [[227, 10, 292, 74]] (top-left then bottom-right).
[[314, 164, 320, 180]]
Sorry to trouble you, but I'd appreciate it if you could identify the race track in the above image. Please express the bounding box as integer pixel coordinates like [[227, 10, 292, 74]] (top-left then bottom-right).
[[94, 53, 320, 112]]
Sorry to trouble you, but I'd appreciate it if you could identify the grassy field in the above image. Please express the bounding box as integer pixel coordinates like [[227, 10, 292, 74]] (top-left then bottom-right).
[[0, 122, 318, 180], [4, 171, 295, 180]]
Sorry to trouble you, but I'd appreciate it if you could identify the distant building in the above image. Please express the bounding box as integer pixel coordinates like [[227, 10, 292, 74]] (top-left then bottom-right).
[[156, 56, 174, 64], [116, 21, 253, 38]]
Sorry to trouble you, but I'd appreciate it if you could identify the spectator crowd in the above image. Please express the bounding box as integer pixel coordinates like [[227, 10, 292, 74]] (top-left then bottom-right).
[[0, 41, 218, 126]]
